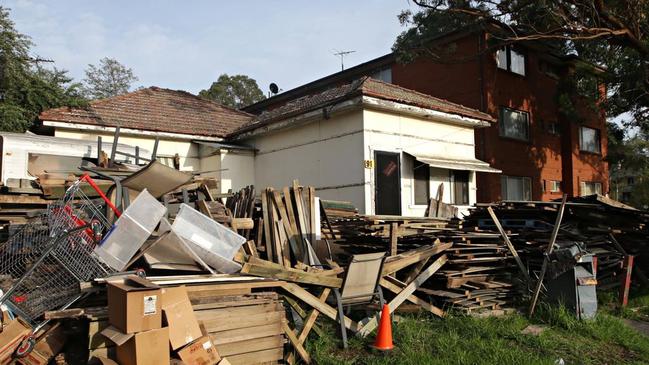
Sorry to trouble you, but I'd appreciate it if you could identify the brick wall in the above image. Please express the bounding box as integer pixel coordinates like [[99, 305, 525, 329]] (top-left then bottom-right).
[[390, 31, 608, 202]]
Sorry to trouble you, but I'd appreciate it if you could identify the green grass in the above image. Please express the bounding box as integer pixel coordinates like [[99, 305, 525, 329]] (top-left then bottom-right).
[[304, 301, 649, 365]]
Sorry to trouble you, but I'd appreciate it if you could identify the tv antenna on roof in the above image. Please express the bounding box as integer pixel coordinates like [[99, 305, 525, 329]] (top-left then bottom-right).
[[333, 49, 355, 71]]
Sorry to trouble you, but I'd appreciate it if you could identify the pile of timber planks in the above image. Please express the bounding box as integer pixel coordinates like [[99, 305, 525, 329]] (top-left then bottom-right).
[[322, 211, 520, 314], [464, 195, 649, 291]]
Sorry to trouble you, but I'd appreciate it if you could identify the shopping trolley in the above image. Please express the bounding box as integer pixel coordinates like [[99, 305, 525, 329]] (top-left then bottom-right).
[[0, 174, 122, 348]]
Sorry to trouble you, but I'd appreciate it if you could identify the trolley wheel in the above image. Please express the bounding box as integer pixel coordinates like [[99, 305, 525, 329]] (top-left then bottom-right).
[[14, 336, 35, 358], [134, 269, 146, 278]]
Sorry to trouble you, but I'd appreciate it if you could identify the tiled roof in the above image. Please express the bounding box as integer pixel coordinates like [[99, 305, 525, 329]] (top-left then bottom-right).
[[39, 87, 253, 138], [234, 77, 495, 134]]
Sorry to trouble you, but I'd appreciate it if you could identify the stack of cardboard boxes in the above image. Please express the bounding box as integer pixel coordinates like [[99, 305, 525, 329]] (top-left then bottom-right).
[[99, 276, 220, 365]]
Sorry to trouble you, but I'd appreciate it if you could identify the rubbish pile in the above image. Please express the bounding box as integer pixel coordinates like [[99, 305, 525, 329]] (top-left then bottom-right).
[[0, 155, 645, 364], [464, 195, 648, 295]]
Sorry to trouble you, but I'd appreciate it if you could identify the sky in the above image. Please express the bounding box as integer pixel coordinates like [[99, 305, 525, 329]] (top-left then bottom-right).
[[5, 0, 417, 96]]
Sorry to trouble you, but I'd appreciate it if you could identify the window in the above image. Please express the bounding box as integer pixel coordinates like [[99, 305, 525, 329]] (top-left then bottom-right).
[[452, 170, 470, 205], [547, 122, 560, 135], [496, 46, 526, 76], [579, 126, 601, 153], [413, 160, 430, 205], [370, 68, 392, 83], [580, 181, 602, 196], [544, 180, 561, 193], [501, 175, 532, 201], [627, 177, 635, 185], [499, 107, 530, 140], [539, 60, 560, 79], [622, 192, 632, 201]]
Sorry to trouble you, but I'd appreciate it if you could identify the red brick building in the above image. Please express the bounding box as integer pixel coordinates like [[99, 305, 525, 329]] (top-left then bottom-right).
[[244, 24, 609, 203]]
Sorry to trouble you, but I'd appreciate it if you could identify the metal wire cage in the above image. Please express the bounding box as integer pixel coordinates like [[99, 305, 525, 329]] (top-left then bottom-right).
[[0, 175, 119, 325]]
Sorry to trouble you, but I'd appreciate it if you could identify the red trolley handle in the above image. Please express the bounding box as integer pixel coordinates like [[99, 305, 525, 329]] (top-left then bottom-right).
[[80, 174, 121, 218]]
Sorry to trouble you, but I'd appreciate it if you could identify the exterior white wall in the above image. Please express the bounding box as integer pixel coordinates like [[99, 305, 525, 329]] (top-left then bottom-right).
[[362, 108, 479, 216], [242, 110, 366, 210], [54, 129, 201, 172], [219, 150, 255, 194]]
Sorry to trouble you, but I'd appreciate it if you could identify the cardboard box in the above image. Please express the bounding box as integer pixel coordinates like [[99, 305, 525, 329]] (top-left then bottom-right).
[[101, 326, 169, 365], [177, 336, 220, 365], [18, 323, 66, 365], [0, 317, 31, 365], [107, 276, 162, 333], [161, 286, 201, 350]]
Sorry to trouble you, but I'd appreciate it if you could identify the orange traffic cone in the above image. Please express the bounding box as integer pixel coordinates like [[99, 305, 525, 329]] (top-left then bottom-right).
[[372, 304, 394, 351]]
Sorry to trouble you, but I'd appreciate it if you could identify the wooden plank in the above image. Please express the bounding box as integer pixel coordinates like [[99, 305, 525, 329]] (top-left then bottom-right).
[[215, 336, 285, 357], [286, 288, 330, 364], [298, 288, 330, 343], [281, 282, 359, 331], [243, 240, 259, 257], [283, 322, 311, 364], [260, 190, 274, 262], [401, 257, 430, 285], [380, 277, 444, 317], [200, 311, 284, 333], [308, 186, 316, 242], [269, 199, 284, 266], [529, 195, 567, 316], [210, 322, 284, 345], [197, 200, 214, 219], [292, 182, 309, 246], [271, 190, 300, 260], [381, 242, 452, 276], [224, 347, 283, 365], [486, 206, 529, 282], [241, 257, 342, 288], [359, 254, 448, 336], [275, 219, 292, 267], [389, 223, 398, 256], [282, 186, 303, 259]]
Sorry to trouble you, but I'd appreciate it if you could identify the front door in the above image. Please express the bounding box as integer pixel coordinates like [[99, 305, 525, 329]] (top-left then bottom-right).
[[374, 151, 401, 215]]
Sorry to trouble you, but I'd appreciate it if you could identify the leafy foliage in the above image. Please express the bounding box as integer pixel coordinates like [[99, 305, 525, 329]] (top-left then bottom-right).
[[199, 74, 265, 109], [393, 1, 649, 132], [0, 6, 85, 132], [82, 57, 138, 100]]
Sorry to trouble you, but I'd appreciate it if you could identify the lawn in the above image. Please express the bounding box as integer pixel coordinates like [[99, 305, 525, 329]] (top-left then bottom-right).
[[304, 295, 649, 365]]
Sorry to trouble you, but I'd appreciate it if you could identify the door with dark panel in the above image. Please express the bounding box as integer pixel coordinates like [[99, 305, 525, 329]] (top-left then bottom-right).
[[374, 151, 401, 215]]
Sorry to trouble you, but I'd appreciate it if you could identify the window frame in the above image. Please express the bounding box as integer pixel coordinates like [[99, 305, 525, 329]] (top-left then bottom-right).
[[496, 46, 526, 76], [501, 175, 532, 201], [499, 107, 530, 141], [544, 180, 561, 193], [547, 121, 560, 136], [579, 126, 601, 154], [580, 181, 603, 196]]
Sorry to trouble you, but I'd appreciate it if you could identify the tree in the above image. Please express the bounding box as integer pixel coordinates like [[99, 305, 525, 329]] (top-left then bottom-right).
[[83, 57, 138, 100], [199, 74, 265, 109], [393, 1, 649, 133], [0, 6, 85, 132]]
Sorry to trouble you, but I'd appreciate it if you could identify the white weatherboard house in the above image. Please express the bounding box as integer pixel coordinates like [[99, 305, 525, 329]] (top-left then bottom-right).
[[37, 79, 499, 216], [230, 78, 500, 216]]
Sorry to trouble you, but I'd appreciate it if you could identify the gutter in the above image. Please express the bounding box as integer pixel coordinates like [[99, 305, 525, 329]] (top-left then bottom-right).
[[41, 121, 224, 142], [361, 96, 492, 128]]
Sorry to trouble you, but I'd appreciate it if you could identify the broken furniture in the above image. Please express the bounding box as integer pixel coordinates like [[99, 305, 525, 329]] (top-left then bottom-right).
[[332, 252, 386, 348]]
